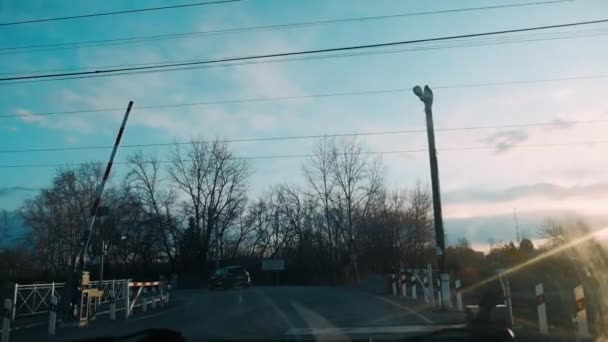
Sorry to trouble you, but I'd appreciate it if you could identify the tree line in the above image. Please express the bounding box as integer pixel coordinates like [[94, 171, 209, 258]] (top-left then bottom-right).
[[8, 137, 436, 285]]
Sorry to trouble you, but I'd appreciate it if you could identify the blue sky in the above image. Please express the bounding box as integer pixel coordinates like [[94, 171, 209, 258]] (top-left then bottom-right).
[[1, 0, 608, 247]]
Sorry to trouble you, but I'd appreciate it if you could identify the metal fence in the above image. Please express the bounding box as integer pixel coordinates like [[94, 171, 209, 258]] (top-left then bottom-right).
[[11, 279, 129, 321]]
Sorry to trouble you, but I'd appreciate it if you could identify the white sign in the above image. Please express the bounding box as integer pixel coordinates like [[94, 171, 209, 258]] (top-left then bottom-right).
[[262, 259, 285, 271]]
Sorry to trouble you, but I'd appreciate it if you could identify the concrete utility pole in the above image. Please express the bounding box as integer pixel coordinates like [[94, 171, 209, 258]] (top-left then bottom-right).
[[413, 85, 452, 308], [413, 85, 446, 270]]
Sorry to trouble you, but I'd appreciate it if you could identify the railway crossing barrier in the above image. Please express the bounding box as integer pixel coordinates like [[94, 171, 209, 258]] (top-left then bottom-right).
[[10, 279, 130, 321], [2, 278, 169, 338], [126, 281, 168, 319], [387, 270, 597, 338]]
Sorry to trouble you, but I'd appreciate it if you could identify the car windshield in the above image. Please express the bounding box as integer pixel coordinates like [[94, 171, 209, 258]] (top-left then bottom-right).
[[1, 1, 608, 341]]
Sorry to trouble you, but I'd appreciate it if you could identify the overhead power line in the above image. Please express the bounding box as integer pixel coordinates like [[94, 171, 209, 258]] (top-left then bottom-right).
[[1, 141, 607, 169], [2, 74, 607, 119], [4, 27, 602, 77], [0, 0, 240, 27], [0, 0, 572, 54], [1, 119, 606, 154], [3, 29, 608, 85], [2, 17, 608, 83]]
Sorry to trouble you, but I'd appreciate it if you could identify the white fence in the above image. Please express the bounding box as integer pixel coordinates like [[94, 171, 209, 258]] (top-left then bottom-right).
[[11, 279, 129, 321], [2, 279, 169, 341]]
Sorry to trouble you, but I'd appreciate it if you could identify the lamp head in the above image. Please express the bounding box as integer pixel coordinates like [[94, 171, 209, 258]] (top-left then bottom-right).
[[413, 85, 423, 99]]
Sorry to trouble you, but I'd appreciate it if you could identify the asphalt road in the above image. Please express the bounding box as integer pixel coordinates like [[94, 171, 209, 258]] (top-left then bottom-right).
[[10, 286, 466, 341]]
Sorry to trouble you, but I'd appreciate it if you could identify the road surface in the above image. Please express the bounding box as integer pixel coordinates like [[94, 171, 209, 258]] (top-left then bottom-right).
[[10, 286, 465, 341]]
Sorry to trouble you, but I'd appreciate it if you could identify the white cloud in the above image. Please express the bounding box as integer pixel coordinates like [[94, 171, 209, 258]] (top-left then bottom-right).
[[480, 129, 529, 153], [16, 108, 47, 124], [15, 107, 94, 132], [66, 136, 80, 144]]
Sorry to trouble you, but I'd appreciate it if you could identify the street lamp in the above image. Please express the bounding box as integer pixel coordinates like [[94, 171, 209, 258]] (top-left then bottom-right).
[[413, 85, 451, 308]]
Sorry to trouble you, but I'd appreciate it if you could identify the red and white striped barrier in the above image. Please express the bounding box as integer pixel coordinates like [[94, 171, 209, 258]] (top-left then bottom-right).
[[125, 280, 168, 319], [536, 283, 548, 334], [574, 285, 590, 338], [128, 281, 160, 287]]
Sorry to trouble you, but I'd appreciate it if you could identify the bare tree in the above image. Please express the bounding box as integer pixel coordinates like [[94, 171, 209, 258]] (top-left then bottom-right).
[[224, 210, 255, 260], [275, 184, 312, 253], [169, 140, 250, 269], [21, 164, 104, 274], [303, 138, 339, 265], [330, 137, 384, 282], [404, 181, 434, 266], [0, 209, 9, 245], [127, 151, 179, 271]]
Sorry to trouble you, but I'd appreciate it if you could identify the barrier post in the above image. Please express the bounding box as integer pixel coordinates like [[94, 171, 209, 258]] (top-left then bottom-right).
[[109, 294, 116, 321], [401, 274, 407, 297], [423, 277, 430, 304], [2, 299, 11, 342], [11, 284, 17, 321], [142, 288, 148, 313], [456, 280, 464, 311], [125, 279, 131, 319], [160, 287, 165, 307], [391, 274, 397, 296], [505, 279, 514, 327], [440, 273, 452, 309], [151, 288, 157, 309], [411, 276, 417, 299], [436, 279, 442, 308], [427, 264, 435, 308], [536, 283, 548, 334], [574, 285, 590, 338], [48, 296, 57, 336]]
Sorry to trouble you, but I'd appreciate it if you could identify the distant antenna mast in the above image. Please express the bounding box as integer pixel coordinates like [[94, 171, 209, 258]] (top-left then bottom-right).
[[513, 208, 521, 243]]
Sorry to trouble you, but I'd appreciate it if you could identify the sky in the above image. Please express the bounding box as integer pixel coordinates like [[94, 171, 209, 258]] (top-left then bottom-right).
[[1, 0, 608, 249]]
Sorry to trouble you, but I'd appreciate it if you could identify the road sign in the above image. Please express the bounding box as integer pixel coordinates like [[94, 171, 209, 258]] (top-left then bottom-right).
[[262, 259, 285, 271]]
